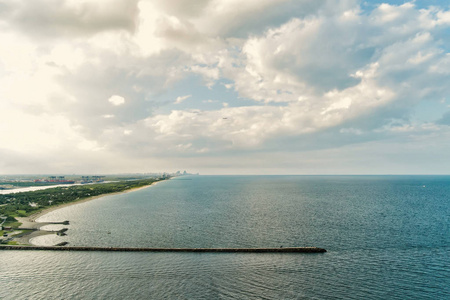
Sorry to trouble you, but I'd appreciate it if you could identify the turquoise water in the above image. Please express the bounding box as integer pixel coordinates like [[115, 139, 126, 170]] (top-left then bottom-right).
[[1, 176, 449, 299]]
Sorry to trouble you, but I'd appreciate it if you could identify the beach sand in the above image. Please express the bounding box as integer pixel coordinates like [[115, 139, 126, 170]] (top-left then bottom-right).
[[12, 183, 158, 245]]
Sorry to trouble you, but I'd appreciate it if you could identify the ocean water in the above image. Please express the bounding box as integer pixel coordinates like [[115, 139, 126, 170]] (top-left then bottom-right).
[[1, 175, 449, 299]]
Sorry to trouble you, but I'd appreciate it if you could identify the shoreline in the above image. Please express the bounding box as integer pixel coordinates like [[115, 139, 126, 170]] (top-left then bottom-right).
[[13, 183, 159, 245], [35, 184, 154, 222]]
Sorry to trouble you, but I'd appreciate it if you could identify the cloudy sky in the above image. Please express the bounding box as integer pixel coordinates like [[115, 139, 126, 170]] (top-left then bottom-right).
[[1, 0, 450, 175]]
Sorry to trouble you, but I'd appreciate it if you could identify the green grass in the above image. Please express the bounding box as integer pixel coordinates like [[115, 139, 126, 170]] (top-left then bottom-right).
[[11, 229, 32, 237], [3, 221, 22, 228], [0, 177, 165, 229], [17, 210, 27, 217]]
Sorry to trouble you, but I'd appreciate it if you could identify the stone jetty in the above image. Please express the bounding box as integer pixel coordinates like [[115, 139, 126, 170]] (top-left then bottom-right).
[[0, 246, 326, 253]]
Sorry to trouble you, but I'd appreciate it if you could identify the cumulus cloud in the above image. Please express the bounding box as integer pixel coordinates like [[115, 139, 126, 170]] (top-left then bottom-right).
[[1, 0, 139, 38], [108, 95, 126, 106], [175, 95, 192, 104], [0, 0, 450, 174]]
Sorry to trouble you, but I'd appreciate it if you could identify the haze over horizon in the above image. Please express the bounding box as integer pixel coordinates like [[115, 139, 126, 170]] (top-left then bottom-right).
[[1, 0, 450, 175]]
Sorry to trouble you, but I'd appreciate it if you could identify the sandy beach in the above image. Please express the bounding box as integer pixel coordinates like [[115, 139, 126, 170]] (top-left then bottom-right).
[[12, 183, 158, 245]]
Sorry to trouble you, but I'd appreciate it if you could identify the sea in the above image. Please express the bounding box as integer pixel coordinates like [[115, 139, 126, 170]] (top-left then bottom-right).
[[1, 175, 448, 299]]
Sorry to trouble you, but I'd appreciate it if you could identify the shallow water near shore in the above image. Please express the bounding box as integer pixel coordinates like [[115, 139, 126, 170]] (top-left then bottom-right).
[[1, 175, 449, 299]]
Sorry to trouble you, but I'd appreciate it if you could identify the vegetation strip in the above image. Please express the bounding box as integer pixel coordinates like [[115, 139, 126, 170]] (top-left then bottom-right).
[[0, 246, 326, 253], [0, 178, 163, 229]]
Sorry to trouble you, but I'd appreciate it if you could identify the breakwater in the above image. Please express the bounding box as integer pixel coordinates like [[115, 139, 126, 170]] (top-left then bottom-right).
[[0, 245, 326, 253]]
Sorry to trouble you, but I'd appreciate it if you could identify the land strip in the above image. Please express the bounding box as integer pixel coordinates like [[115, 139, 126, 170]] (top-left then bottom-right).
[[0, 177, 166, 245]]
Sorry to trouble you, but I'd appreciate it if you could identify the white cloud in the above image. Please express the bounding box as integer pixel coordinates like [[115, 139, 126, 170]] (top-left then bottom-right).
[[436, 10, 450, 25], [2, 0, 139, 38], [0, 0, 450, 174], [175, 94, 192, 104], [108, 95, 126, 106]]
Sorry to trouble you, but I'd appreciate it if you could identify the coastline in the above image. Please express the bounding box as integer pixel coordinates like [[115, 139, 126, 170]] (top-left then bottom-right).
[[12, 183, 158, 245]]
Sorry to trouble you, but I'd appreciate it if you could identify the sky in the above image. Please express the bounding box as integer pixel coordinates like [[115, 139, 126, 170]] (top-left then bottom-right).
[[1, 0, 450, 175]]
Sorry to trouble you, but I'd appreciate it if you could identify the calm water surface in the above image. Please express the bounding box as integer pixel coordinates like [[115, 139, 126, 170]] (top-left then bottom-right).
[[1, 176, 449, 299]]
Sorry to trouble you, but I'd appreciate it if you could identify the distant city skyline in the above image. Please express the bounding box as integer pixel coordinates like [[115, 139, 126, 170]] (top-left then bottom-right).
[[1, 0, 450, 175]]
